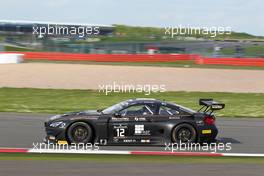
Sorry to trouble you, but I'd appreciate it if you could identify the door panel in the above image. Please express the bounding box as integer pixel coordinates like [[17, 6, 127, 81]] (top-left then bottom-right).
[[108, 115, 174, 145]]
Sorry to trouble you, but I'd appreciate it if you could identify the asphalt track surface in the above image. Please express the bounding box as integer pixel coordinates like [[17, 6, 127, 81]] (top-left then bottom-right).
[[1, 112, 264, 176], [0, 112, 264, 153], [1, 160, 264, 176]]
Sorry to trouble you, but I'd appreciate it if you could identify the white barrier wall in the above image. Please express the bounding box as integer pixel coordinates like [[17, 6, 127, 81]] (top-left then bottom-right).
[[0, 53, 24, 64]]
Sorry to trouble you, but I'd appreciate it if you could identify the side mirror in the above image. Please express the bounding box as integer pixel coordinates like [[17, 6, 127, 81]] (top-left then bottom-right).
[[114, 112, 122, 117], [97, 109, 103, 113]]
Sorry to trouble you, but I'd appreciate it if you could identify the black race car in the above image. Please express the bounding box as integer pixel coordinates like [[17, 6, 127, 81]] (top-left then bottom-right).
[[44, 98, 224, 145]]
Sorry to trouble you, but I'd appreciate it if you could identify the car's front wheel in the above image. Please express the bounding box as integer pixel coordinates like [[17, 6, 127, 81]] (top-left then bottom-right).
[[67, 122, 93, 144], [171, 123, 196, 144]]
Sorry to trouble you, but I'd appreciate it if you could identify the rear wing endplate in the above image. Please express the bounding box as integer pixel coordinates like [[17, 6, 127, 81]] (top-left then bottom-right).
[[198, 99, 225, 114]]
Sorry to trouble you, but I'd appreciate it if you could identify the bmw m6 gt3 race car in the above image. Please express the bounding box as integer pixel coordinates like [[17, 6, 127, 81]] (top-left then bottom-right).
[[44, 98, 225, 145]]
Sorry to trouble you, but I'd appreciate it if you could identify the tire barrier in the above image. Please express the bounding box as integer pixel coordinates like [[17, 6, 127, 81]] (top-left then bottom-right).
[[196, 57, 264, 67], [1, 51, 263, 66], [13, 52, 199, 62]]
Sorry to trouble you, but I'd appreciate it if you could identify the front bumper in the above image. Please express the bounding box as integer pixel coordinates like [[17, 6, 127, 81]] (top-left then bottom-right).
[[44, 126, 68, 144]]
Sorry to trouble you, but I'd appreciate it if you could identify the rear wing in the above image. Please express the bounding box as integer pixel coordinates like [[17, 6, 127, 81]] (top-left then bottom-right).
[[198, 99, 225, 114]]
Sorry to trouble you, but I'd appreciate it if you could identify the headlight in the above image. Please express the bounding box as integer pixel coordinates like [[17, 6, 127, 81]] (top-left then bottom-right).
[[49, 121, 66, 128]]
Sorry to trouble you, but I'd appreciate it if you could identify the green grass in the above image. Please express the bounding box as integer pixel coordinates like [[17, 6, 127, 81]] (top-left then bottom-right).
[[25, 59, 264, 70], [4, 45, 37, 52], [1, 153, 264, 163], [0, 88, 263, 118]]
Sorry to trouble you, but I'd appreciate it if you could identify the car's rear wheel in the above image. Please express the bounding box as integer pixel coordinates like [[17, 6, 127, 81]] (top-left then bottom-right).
[[172, 123, 196, 144], [67, 122, 93, 144]]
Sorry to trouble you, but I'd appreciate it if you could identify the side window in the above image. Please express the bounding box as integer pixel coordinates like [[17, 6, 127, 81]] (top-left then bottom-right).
[[159, 106, 179, 115], [119, 104, 154, 116]]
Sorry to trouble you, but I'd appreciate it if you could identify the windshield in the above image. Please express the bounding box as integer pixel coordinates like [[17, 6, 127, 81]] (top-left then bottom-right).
[[102, 101, 128, 114]]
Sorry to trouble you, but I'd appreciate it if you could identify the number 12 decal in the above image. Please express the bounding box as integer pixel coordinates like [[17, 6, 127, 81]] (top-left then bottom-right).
[[116, 128, 125, 137]]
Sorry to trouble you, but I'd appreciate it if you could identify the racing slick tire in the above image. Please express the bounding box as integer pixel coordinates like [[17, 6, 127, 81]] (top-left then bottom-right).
[[171, 123, 197, 144], [67, 122, 93, 144]]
